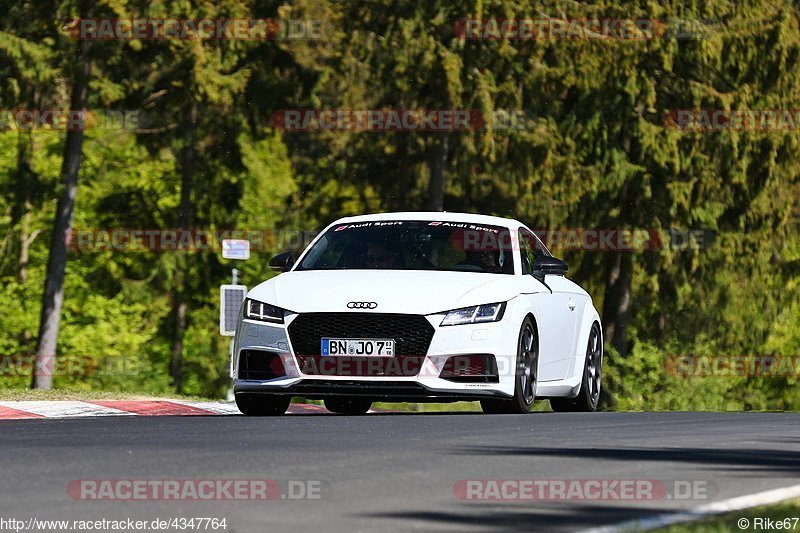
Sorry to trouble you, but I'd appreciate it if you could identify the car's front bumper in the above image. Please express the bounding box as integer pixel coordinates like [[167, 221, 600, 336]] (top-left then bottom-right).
[[233, 378, 509, 402], [231, 309, 518, 400]]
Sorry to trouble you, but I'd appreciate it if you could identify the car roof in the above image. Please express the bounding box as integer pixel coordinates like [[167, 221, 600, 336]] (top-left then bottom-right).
[[333, 211, 525, 229]]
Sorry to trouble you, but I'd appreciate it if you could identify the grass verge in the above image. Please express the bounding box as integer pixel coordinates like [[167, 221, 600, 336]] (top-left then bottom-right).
[[652, 497, 800, 532]]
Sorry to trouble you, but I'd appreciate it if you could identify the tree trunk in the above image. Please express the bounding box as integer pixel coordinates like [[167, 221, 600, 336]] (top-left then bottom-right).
[[14, 130, 33, 284], [426, 132, 449, 211], [171, 300, 187, 393], [601, 251, 634, 358], [18, 205, 32, 285], [170, 101, 198, 394], [32, 41, 91, 389]]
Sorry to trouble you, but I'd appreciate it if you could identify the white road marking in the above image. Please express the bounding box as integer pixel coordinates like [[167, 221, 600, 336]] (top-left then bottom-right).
[[579, 482, 800, 532], [0, 401, 339, 418], [0, 401, 134, 418], [169, 400, 241, 415]]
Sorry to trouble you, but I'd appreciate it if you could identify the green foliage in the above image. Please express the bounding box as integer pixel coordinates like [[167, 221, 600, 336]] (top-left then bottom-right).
[[0, 0, 797, 404]]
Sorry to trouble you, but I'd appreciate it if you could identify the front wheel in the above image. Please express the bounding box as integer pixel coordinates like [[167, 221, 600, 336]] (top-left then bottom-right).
[[481, 317, 538, 414], [235, 394, 291, 416], [550, 322, 603, 412]]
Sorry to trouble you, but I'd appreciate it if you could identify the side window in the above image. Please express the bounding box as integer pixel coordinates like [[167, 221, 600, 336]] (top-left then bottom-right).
[[519, 230, 535, 275], [518, 229, 549, 275]]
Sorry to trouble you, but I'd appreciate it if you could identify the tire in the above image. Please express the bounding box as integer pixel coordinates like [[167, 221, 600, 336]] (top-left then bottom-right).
[[235, 394, 291, 416], [324, 397, 372, 415], [550, 322, 602, 412], [480, 317, 538, 414]]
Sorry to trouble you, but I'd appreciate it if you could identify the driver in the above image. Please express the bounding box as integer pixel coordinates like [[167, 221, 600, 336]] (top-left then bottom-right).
[[462, 249, 503, 273]]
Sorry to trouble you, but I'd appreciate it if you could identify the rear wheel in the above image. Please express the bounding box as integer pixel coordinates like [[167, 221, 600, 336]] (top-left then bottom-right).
[[324, 397, 372, 415], [550, 322, 602, 412], [481, 317, 538, 414], [235, 394, 291, 416]]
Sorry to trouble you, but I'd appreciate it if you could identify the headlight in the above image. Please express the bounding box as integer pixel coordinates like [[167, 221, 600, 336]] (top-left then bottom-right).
[[440, 302, 506, 326], [243, 298, 285, 324]]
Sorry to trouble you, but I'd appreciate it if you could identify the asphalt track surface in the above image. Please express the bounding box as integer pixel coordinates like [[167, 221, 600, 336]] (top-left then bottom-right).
[[2, 411, 799, 532]]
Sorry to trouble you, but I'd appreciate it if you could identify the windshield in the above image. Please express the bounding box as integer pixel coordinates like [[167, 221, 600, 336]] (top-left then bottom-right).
[[296, 220, 515, 274]]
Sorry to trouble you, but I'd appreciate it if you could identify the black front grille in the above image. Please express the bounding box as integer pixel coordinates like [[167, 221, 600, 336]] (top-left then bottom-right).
[[288, 313, 435, 357]]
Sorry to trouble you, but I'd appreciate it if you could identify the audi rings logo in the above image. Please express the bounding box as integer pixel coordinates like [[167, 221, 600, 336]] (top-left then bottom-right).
[[347, 301, 378, 309]]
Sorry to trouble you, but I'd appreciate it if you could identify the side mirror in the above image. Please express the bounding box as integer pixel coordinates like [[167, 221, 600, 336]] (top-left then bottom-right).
[[268, 251, 295, 272], [533, 255, 568, 280]]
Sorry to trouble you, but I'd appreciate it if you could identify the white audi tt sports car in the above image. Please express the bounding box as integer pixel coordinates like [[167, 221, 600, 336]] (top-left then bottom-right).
[[231, 212, 603, 415]]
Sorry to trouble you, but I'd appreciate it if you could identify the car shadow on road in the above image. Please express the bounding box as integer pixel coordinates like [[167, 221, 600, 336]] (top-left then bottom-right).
[[359, 502, 665, 532], [358, 446, 800, 531], [449, 445, 800, 474], [283, 411, 558, 416]]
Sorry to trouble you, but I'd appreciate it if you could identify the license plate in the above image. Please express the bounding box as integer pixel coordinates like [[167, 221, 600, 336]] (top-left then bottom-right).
[[321, 338, 395, 356]]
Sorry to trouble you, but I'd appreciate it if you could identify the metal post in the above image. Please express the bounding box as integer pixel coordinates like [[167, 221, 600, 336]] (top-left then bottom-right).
[[228, 268, 240, 402]]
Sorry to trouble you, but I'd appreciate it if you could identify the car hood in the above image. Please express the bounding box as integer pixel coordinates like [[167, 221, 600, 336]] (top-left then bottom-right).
[[247, 270, 539, 315]]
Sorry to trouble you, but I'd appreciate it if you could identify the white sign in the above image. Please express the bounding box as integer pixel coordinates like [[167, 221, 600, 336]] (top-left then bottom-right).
[[222, 239, 250, 260], [220, 284, 247, 336]]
